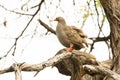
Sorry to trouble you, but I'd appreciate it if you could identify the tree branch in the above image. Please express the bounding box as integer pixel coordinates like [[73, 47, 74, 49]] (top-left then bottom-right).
[[37, 19, 56, 35], [89, 35, 110, 42], [0, 49, 115, 80], [2, 0, 45, 58], [0, 4, 33, 16], [0, 49, 98, 79], [89, 35, 110, 52], [83, 65, 120, 80], [13, 63, 22, 80], [0, 50, 71, 75]]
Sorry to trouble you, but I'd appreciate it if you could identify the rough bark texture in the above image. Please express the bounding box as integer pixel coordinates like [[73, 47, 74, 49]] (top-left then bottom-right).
[[100, 0, 120, 72], [54, 50, 120, 80], [0, 49, 116, 80], [100, 0, 120, 79], [54, 49, 99, 80]]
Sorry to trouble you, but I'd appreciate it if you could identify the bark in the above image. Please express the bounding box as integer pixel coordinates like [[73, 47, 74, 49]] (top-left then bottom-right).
[[0, 49, 117, 80], [100, 0, 120, 80], [13, 63, 22, 80], [0, 49, 99, 80], [100, 0, 120, 73], [55, 50, 120, 80], [83, 65, 120, 80], [55, 49, 98, 80]]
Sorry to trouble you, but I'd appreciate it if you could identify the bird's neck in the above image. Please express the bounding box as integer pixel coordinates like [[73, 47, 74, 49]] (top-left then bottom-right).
[[58, 22, 67, 29], [60, 20, 66, 25]]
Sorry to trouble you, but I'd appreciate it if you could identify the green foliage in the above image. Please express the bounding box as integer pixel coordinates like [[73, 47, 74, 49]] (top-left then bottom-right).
[[96, 0, 102, 7], [81, 12, 90, 28]]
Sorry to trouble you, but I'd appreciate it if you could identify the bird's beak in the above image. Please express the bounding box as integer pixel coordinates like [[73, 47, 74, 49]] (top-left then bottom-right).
[[54, 18, 57, 21]]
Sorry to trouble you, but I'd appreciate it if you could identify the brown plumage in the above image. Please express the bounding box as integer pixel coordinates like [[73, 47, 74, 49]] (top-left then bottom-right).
[[54, 17, 88, 52]]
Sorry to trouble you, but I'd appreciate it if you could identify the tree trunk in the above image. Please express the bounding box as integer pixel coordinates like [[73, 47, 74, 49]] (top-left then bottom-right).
[[100, 0, 120, 74]]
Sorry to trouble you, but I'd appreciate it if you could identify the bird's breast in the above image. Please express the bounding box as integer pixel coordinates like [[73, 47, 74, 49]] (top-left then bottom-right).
[[56, 25, 70, 47]]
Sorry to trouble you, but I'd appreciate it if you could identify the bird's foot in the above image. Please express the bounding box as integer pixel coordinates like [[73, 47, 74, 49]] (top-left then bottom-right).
[[66, 48, 73, 52]]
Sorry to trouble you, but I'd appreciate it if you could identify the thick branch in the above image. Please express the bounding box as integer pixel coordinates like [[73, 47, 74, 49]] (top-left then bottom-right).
[[0, 49, 114, 80], [0, 50, 71, 75], [0, 49, 98, 79], [13, 63, 22, 80], [83, 65, 120, 80], [54, 49, 98, 80]]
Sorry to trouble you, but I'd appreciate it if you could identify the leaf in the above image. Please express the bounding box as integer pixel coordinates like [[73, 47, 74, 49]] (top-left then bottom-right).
[[81, 12, 90, 28]]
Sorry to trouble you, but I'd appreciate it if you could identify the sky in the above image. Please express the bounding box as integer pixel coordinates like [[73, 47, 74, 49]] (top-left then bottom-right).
[[0, 0, 110, 80]]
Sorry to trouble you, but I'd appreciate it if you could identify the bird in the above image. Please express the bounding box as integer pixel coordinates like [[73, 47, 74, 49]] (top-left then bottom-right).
[[54, 17, 88, 52]]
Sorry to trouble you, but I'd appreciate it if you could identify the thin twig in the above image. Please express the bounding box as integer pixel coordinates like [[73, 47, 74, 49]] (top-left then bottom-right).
[[0, 4, 33, 16], [2, 0, 45, 58], [87, 1, 97, 28], [89, 35, 110, 42], [89, 35, 110, 52], [88, 0, 109, 52], [93, 0, 105, 37], [12, 0, 45, 55]]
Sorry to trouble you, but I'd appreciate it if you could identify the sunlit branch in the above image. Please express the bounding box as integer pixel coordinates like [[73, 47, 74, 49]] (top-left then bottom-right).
[[0, 49, 99, 78], [0, 49, 114, 79], [84, 65, 120, 80], [0, 51, 72, 75], [13, 63, 22, 80]]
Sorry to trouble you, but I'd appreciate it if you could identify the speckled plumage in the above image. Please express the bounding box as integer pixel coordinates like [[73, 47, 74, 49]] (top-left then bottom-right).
[[54, 17, 88, 50]]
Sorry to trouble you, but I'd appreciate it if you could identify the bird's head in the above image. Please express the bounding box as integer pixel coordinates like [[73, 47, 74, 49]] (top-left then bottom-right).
[[54, 17, 66, 25], [54, 17, 64, 21]]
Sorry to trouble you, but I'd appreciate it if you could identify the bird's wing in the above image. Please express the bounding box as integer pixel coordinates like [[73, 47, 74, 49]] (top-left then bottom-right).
[[65, 26, 88, 47], [71, 26, 88, 46], [71, 26, 88, 38], [64, 26, 83, 45]]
